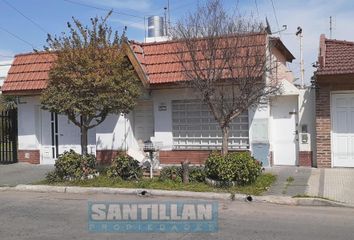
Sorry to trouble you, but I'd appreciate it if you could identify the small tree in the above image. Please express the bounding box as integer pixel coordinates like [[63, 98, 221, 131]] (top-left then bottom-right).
[[41, 12, 140, 155], [173, 0, 280, 155], [0, 95, 17, 112]]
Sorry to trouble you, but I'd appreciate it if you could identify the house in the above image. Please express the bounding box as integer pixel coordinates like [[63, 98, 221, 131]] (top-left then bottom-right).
[[1, 32, 314, 167], [0, 59, 13, 88], [315, 34, 354, 168]]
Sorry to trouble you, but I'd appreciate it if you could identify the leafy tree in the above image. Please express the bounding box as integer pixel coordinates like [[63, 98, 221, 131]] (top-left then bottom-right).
[[173, 0, 281, 155], [0, 95, 17, 111], [41, 12, 140, 155]]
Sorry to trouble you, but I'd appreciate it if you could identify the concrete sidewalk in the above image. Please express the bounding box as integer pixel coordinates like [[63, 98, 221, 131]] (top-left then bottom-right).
[[265, 166, 354, 205], [307, 168, 354, 205], [265, 166, 311, 196], [0, 163, 53, 186]]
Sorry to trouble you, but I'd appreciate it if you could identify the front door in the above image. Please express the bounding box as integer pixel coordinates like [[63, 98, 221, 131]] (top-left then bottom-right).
[[40, 110, 58, 164], [134, 100, 154, 146], [57, 115, 81, 155], [272, 95, 298, 165], [332, 93, 354, 167]]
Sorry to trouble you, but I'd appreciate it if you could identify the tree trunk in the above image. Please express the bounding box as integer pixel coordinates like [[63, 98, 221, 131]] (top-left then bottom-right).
[[181, 160, 190, 184], [221, 125, 230, 156], [81, 125, 88, 155]]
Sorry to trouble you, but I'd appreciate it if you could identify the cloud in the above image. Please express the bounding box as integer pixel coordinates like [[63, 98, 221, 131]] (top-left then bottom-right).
[[85, 0, 152, 12], [0, 49, 14, 62], [110, 18, 145, 30]]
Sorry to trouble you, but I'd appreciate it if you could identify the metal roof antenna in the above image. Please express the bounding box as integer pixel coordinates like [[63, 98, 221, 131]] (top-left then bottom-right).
[[164, 6, 168, 36], [329, 16, 332, 39]]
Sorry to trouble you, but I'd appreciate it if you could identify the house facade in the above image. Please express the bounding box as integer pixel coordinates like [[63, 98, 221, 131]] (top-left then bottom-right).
[[315, 34, 354, 168], [1, 33, 315, 167]]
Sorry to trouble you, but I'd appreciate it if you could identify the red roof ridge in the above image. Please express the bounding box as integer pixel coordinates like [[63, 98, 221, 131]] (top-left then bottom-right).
[[317, 34, 354, 76], [325, 38, 354, 46], [14, 51, 55, 57], [130, 32, 268, 47]]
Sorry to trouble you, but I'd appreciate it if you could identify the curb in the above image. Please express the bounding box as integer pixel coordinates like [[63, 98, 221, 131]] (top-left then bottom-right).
[[2, 185, 354, 208]]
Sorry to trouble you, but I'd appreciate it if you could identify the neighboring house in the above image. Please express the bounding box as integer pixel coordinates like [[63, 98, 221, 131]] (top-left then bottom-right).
[[315, 34, 354, 168], [1, 32, 314, 167], [0, 60, 13, 88]]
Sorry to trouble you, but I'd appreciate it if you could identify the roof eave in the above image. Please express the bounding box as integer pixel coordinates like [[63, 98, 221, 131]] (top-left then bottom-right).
[[123, 41, 150, 89], [270, 37, 295, 62]]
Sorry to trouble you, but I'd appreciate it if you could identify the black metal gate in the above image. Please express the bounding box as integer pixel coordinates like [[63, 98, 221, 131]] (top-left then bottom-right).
[[0, 109, 18, 164]]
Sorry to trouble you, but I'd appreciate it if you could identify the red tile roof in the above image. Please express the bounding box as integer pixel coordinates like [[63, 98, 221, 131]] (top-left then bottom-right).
[[2, 34, 294, 94], [317, 34, 354, 76], [131, 34, 294, 85], [1, 52, 56, 94]]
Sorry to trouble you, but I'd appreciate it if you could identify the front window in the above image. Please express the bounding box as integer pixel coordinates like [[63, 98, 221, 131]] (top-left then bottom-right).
[[172, 99, 249, 150]]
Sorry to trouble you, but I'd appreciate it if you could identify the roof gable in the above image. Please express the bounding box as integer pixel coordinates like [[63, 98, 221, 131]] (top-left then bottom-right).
[[317, 34, 354, 76], [1, 46, 147, 94], [1, 52, 56, 94]]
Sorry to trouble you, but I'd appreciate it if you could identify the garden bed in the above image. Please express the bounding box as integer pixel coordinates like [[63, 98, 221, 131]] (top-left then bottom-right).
[[34, 173, 276, 196]]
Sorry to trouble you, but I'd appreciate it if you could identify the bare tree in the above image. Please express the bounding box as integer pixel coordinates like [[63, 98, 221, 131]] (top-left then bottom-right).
[[172, 0, 281, 155]]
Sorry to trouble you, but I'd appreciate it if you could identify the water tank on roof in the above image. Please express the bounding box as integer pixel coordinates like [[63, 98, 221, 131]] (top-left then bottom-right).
[[148, 16, 165, 38]]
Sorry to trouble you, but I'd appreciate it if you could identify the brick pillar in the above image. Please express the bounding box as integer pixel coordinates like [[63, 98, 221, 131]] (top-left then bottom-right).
[[315, 86, 331, 168], [18, 150, 40, 164]]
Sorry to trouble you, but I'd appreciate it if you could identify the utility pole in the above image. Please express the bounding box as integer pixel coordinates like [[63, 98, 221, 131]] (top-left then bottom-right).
[[296, 27, 304, 88]]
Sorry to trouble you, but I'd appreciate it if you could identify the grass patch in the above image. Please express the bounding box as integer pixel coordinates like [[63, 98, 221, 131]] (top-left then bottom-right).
[[286, 176, 294, 183], [34, 173, 276, 196], [282, 176, 295, 194]]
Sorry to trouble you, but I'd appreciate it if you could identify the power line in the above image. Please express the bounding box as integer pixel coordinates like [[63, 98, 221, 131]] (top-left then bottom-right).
[[1, 0, 48, 34], [269, 0, 280, 36], [0, 54, 14, 59], [63, 0, 144, 19], [0, 26, 38, 50]]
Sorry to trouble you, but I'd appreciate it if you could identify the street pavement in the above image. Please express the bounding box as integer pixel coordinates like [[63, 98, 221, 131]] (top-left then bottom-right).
[[0, 191, 353, 240], [0, 163, 53, 186]]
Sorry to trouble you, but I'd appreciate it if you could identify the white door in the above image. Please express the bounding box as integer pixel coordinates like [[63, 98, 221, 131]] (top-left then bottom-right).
[[272, 96, 298, 165], [57, 115, 81, 155], [40, 110, 57, 164], [134, 101, 154, 145], [332, 94, 354, 167]]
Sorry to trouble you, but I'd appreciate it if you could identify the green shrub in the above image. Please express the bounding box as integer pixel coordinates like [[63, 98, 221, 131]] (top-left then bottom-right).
[[159, 166, 205, 183], [159, 166, 182, 182], [205, 151, 262, 185], [204, 152, 224, 181], [46, 150, 97, 181], [189, 166, 206, 183], [107, 154, 142, 180]]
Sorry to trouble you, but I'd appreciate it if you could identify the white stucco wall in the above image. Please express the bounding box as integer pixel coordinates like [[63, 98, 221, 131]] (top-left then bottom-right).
[[151, 88, 195, 150], [17, 96, 40, 150], [96, 113, 136, 151], [298, 87, 316, 153]]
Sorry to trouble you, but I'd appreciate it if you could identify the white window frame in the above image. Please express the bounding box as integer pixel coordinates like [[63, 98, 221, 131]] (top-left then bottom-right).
[[172, 99, 249, 150]]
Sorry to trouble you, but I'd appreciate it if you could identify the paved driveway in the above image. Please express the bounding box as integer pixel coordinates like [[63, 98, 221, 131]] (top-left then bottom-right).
[[265, 166, 312, 196], [266, 166, 354, 205], [307, 168, 354, 205], [0, 163, 53, 186]]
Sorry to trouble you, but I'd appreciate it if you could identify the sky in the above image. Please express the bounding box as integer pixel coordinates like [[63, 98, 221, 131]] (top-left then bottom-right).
[[1, 0, 354, 85]]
